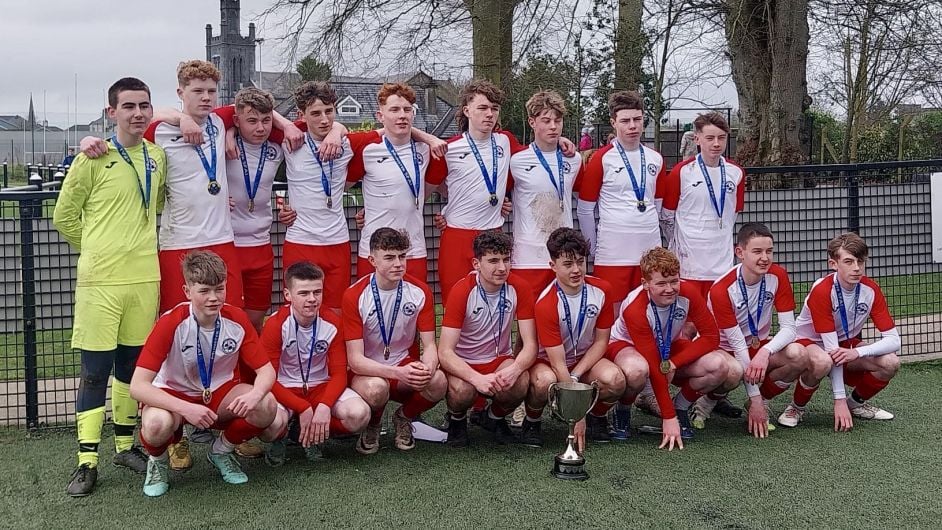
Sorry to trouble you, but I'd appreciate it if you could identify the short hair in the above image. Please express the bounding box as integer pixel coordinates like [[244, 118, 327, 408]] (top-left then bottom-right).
[[377, 83, 416, 106], [177, 60, 221, 87], [457, 79, 506, 132], [234, 87, 274, 114], [640, 247, 681, 280], [737, 223, 774, 248], [370, 227, 411, 252], [285, 261, 324, 288], [526, 90, 567, 119], [694, 111, 730, 134], [608, 90, 644, 118], [828, 233, 869, 261], [295, 81, 338, 111], [546, 228, 589, 260], [473, 231, 513, 259], [182, 250, 226, 286], [107, 77, 151, 108]]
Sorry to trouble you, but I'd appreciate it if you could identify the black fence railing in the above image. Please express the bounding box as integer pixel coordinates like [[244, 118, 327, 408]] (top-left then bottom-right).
[[2, 159, 940, 429]]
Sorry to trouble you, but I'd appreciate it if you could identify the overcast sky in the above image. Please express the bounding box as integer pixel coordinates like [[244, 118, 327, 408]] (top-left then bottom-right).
[[0, 1, 736, 127], [0, 0, 284, 126]]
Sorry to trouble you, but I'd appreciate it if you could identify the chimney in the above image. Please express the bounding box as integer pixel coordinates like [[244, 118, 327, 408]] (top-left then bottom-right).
[[425, 82, 438, 116]]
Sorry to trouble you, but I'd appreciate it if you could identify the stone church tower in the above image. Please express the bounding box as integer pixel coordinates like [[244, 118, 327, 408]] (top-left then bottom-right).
[[205, 0, 256, 104]]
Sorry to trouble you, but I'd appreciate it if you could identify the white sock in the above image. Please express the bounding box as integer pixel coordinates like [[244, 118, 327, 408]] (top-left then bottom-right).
[[847, 394, 865, 409], [211, 434, 235, 455], [673, 392, 693, 411], [149, 452, 168, 463]]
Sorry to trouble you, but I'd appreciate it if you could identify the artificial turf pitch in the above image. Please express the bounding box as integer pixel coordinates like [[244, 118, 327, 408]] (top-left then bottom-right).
[[2, 361, 940, 529]]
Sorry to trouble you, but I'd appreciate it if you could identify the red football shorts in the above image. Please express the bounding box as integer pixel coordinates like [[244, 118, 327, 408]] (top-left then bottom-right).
[[159, 242, 243, 313], [593, 265, 642, 307], [283, 241, 352, 310], [237, 243, 274, 312], [512, 268, 555, 301]]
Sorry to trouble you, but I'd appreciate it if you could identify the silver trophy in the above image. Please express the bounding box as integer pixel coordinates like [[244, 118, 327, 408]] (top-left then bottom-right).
[[548, 380, 599, 480]]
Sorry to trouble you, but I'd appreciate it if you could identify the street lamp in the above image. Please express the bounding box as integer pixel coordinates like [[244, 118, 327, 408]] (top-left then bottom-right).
[[255, 38, 265, 89]]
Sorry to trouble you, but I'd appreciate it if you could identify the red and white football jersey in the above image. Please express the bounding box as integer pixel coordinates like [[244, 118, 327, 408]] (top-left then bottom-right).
[[613, 282, 720, 420], [795, 273, 895, 345], [137, 303, 268, 397], [579, 143, 666, 266], [441, 272, 535, 364], [709, 264, 796, 351], [284, 129, 355, 246], [225, 139, 284, 246], [661, 156, 746, 280], [342, 273, 435, 366], [145, 113, 234, 250], [535, 276, 615, 365], [260, 305, 347, 412], [347, 132, 431, 259], [426, 131, 520, 230], [508, 145, 583, 268]]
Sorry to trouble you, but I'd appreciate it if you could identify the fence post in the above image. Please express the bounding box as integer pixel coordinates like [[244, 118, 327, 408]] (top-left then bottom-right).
[[2, 162, 7, 188], [846, 165, 860, 233], [19, 197, 39, 429]]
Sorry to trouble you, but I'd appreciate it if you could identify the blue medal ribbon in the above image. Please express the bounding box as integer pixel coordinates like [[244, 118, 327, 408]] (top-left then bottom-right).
[[194, 316, 220, 398], [614, 141, 647, 211], [650, 300, 676, 364], [294, 313, 319, 392], [556, 282, 588, 358], [466, 133, 499, 206], [532, 143, 566, 210], [236, 134, 267, 211], [833, 275, 860, 340], [476, 279, 507, 356], [696, 153, 727, 224], [737, 267, 766, 342], [370, 275, 403, 360], [383, 137, 421, 209], [194, 119, 219, 193], [305, 132, 334, 207], [109, 136, 151, 217]]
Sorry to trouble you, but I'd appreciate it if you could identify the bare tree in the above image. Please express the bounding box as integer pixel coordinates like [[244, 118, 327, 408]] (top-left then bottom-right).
[[810, 0, 942, 162], [259, 0, 579, 88], [725, 0, 810, 166]]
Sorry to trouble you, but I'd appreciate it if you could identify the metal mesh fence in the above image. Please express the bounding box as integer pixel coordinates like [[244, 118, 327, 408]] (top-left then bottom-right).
[[1, 160, 940, 428]]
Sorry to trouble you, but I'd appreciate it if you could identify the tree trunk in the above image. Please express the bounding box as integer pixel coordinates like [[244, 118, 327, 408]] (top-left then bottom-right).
[[466, 0, 521, 90], [726, 0, 809, 174], [614, 0, 645, 90]]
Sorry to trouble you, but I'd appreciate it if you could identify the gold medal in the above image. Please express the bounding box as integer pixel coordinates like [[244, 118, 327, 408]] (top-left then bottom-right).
[[207, 181, 221, 195], [660, 360, 671, 374], [202, 388, 212, 405], [302, 383, 309, 396], [559, 199, 565, 211], [415, 197, 420, 210], [327, 196, 333, 208], [384, 345, 391, 360], [248, 199, 255, 213], [489, 193, 498, 207], [748, 336, 760, 349]]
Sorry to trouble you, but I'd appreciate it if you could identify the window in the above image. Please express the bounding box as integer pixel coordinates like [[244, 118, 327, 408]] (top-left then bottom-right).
[[336, 96, 361, 116]]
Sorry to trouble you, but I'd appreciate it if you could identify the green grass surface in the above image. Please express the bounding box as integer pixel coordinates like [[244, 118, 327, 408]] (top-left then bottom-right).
[[792, 272, 942, 319], [2, 362, 940, 528]]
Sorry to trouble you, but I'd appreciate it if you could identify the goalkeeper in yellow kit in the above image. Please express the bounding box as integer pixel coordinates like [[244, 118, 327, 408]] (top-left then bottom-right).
[[53, 77, 166, 497]]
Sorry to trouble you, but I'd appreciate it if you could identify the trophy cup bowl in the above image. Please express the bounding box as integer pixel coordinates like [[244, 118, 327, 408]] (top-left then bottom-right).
[[547, 380, 599, 480]]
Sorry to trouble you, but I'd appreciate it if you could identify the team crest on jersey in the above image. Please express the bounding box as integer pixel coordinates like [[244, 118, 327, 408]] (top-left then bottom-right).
[[856, 302, 869, 315], [496, 145, 505, 158], [416, 152, 425, 164], [314, 340, 329, 355], [402, 302, 418, 316], [672, 307, 687, 321], [499, 298, 513, 312], [147, 157, 158, 171], [647, 163, 658, 176], [724, 181, 735, 194], [586, 304, 600, 318], [221, 338, 238, 354], [263, 144, 278, 161], [563, 161, 572, 174], [763, 291, 774, 303]]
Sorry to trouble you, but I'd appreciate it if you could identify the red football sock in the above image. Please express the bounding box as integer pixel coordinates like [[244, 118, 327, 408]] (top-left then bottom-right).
[[471, 396, 487, 413], [680, 382, 701, 403], [525, 404, 544, 421], [401, 393, 438, 419], [140, 433, 168, 457], [489, 403, 511, 418], [760, 379, 790, 400], [792, 378, 818, 407], [223, 417, 263, 445], [590, 400, 615, 417], [619, 393, 638, 406], [329, 416, 351, 436], [853, 372, 891, 401]]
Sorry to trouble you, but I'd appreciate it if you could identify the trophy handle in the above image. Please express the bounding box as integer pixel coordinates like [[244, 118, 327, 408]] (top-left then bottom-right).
[[587, 380, 601, 414], [547, 382, 560, 421]]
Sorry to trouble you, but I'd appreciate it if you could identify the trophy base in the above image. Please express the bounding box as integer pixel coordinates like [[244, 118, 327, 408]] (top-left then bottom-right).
[[552, 458, 589, 481]]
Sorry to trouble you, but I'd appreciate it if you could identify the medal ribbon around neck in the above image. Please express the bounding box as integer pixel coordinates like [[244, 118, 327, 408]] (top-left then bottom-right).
[[650, 300, 676, 365], [737, 267, 766, 341], [833, 274, 861, 340], [383, 137, 421, 208], [194, 119, 220, 193], [305, 132, 334, 206], [696, 153, 727, 222], [194, 315, 221, 399], [236, 134, 267, 211], [532, 143, 565, 208], [294, 313, 320, 391], [109, 136, 152, 216], [615, 141, 647, 209], [370, 274, 403, 360], [556, 282, 588, 359], [476, 279, 508, 355], [466, 133, 499, 206]]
